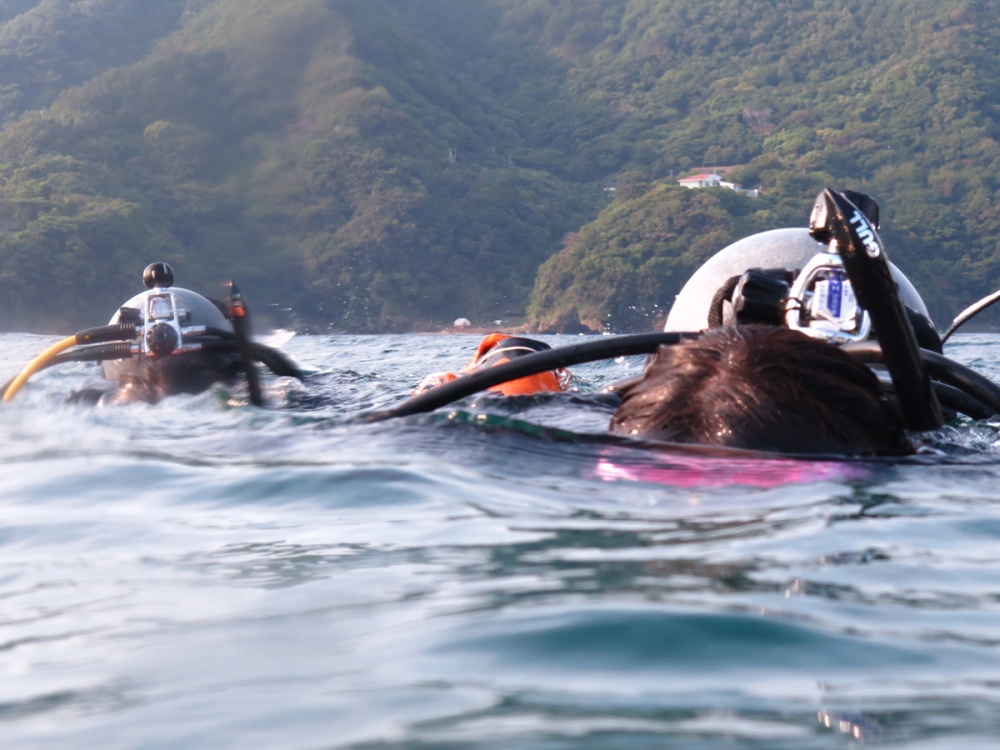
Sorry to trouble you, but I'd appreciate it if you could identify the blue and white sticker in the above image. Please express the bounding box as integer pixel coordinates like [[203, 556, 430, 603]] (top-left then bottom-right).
[[810, 272, 859, 331], [826, 275, 843, 318]]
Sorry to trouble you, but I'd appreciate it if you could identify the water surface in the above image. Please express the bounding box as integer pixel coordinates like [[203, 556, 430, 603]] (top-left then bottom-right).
[[3, 332, 1000, 749]]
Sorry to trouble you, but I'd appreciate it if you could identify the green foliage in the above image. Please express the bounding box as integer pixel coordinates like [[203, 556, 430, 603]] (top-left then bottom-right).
[[521, 0, 1000, 329], [0, 1, 187, 124], [0, 0, 998, 333], [528, 183, 799, 332]]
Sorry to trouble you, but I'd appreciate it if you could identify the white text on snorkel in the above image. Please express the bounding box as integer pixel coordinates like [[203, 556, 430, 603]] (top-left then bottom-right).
[[848, 210, 881, 258]]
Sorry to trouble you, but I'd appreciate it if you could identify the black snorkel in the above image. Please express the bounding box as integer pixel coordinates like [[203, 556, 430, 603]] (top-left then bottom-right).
[[228, 281, 264, 407], [808, 188, 943, 431]]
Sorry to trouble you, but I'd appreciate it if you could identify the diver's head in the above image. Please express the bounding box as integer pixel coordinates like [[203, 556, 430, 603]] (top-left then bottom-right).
[[104, 353, 240, 405], [102, 263, 240, 401], [611, 325, 910, 456], [664, 227, 932, 345]]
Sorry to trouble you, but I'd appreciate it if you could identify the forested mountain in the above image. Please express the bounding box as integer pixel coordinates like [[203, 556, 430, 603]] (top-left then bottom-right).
[[0, 0, 997, 332], [520, 0, 1000, 331]]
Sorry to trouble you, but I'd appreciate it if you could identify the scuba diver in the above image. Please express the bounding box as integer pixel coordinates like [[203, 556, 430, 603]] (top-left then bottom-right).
[[1, 262, 303, 406], [413, 332, 571, 397], [370, 188, 1000, 457], [7, 189, 1000, 459], [608, 189, 926, 454], [609, 323, 910, 455]]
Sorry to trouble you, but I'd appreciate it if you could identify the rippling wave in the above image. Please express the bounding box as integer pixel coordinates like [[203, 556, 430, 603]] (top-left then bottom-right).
[[2, 333, 1000, 748]]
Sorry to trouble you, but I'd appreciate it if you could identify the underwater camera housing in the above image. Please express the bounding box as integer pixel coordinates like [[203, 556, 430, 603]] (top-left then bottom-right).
[[683, 253, 871, 343], [2, 261, 304, 405], [102, 263, 237, 384], [720, 259, 871, 343], [664, 227, 929, 340], [784, 253, 871, 342], [687, 188, 878, 341]]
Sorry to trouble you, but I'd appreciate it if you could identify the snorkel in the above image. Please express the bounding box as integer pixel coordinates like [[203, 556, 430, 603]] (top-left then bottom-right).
[[808, 189, 943, 431]]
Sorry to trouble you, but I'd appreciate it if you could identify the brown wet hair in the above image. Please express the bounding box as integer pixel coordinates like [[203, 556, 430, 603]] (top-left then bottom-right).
[[610, 325, 910, 456], [108, 353, 239, 405]]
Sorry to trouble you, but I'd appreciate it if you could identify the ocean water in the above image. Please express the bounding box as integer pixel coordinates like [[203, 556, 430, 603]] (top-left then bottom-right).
[[3, 331, 1000, 749]]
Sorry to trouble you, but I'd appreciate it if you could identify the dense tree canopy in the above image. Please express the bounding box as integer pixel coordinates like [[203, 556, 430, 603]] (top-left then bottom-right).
[[0, 0, 997, 332]]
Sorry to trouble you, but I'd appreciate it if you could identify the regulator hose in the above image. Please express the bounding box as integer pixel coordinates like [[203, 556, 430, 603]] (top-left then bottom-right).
[[364, 332, 700, 422], [2, 324, 139, 402], [2, 336, 77, 403], [929, 382, 995, 421], [367, 322, 1000, 426], [1, 325, 302, 402], [251, 342, 305, 380], [843, 341, 1000, 418]]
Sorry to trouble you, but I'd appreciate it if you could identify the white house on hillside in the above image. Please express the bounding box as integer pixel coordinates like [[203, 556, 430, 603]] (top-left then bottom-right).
[[677, 172, 722, 188], [678, 172, 758, 197]]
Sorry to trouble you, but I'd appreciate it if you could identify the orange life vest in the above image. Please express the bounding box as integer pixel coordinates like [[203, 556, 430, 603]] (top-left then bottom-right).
[[413, 333, 570, 396]]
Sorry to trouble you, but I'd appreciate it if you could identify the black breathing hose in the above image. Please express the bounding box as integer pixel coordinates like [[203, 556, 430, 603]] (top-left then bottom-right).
[[364, 324, 1000, 426], [74, 323, 140, 345], [363, 332, 699, 422], [228, 282, 263, 407], [930, 381, 995, 421], [843, 341, 1000, 417]]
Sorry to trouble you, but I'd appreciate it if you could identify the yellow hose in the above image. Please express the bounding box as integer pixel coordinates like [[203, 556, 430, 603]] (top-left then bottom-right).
[[2, 335, 78, 402]]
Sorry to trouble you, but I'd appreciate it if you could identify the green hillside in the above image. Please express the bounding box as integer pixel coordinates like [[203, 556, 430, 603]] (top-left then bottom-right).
[[0, 0, 997, 332], [516, 0, 1000, 330]]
